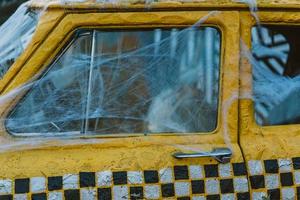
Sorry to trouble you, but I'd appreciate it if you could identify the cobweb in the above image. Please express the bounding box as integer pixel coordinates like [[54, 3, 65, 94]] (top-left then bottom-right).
[[250, 26, 300, 125], [2, 8, 221, 137], [0, 0, 299, 152], [232, 0, 300, 126], [0, 2, 40, 78]]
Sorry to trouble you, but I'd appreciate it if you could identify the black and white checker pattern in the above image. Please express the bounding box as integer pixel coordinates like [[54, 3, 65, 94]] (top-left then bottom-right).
[[0, 162, 251, 200], [0, 158, 300, 200], [248, 157, 300, 200], [0, 158, 299, 199]]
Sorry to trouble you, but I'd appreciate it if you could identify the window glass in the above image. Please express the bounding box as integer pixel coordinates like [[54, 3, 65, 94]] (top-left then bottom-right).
[[6, 32, 92, 135], [252, 26, 300, 125], [6, 27, 221, 136]]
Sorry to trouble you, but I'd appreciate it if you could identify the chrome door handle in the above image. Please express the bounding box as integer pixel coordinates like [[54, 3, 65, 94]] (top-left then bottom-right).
[[172, 147, 232, 164]]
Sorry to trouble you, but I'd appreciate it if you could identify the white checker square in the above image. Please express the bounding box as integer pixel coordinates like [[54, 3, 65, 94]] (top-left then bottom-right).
[[252, 192, 267, 200], [205, 179, 219, 194], [144, 185, 160, 199], [63, 174, 78, 189], [265, 174, 279, 189], [97, 171, 112, 187], [248, 160, 263, 175], [295, 171, 300, 185], [113, 186, 128, 200], [221, 194, 235, 200], [282, 188, 295, 199], [127, 171, 143, 184], [30, 177, 46, 193], [0, 179, 12, 194], [233, 177, 249, 192], [189, 165, 203, 179], [174, 182, 190, 196], [81, 188, 96, 200], [14, 194, 27, 200], [219, 163, 232, 178], [159, 168, 173, 183], [192, 196, 205, 200], [279, 159, 292, 172], [49, 192, 63, 200]]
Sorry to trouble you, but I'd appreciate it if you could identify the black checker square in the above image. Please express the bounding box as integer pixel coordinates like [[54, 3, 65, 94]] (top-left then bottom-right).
[[191, 180, 205, 194], [64, 189, 80, 200], [297, 186, 300, 199], [293, 157, 300, 170], [268, 189, 280, 199], [204, 164, 219, 178], [232, 162, 247, 176], [98, 188, 112, 200], [250, 175, 265, 189], [0, 195, 12, 200], [220, 179, 234, 194], [144, 170, 159, 183], [161, 183, 175, 197], [264, 159, 279, 173], [280, 172, 294, 186], [31, 193, 47, 200], [130, 186, 143, 200], [174, 166, 189, 180], [48, 176, 63, 191], [80, 172, 95, 187], [113, 171, 127, 185], [206, 194, 220, 200], [237, 192, 250, 200], [177, 197, 190, 200], [15, 178, 30, 194]]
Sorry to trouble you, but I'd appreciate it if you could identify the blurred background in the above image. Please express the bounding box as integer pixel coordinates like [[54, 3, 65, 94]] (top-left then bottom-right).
[[0, 0, 26, 25]]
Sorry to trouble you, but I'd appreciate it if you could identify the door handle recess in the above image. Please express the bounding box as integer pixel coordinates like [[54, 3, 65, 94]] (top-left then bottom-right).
[[172, 147, 232, 164]]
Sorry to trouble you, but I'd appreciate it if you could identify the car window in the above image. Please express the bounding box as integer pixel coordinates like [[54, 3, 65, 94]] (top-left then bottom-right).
[[6, 27, 221, 136], [6, 31, 92, 135], [252, 25, 300, 126]]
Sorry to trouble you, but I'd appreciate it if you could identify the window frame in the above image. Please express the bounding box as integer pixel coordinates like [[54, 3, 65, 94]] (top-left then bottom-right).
[[239, 10, 300, 138], [5, 26, 223, 137], [0, 11, 241, 142]]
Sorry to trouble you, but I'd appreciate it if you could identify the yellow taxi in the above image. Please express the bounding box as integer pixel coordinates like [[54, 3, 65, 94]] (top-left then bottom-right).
[[0, 0, 300, 199]]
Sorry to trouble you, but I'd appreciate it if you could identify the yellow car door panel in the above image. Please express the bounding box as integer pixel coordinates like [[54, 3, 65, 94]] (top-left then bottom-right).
[[0, 2, 246, 200], [240, 10, 300, 199]]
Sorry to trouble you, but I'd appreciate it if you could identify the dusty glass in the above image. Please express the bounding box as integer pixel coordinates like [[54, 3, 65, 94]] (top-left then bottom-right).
[[6, 27, 221, 136]]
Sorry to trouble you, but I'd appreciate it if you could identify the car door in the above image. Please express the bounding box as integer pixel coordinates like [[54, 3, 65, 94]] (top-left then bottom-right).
[[0, 9, 246, 200], [240, 9, 300, 200]]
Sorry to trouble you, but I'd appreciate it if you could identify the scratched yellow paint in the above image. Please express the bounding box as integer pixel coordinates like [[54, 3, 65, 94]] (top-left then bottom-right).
[[29, 0, 300, 10], [0, 0, 296, 186], [0, 3, 242, 180]]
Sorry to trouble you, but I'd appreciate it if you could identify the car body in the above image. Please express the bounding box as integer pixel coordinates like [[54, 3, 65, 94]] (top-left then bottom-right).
[[0, 0, 300, 199]]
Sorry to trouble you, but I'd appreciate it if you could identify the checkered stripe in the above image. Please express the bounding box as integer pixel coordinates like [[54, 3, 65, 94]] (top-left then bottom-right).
[[248, 157, 300, 200], [0, 162, 250, 200], [1, 158, 299, 199]]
